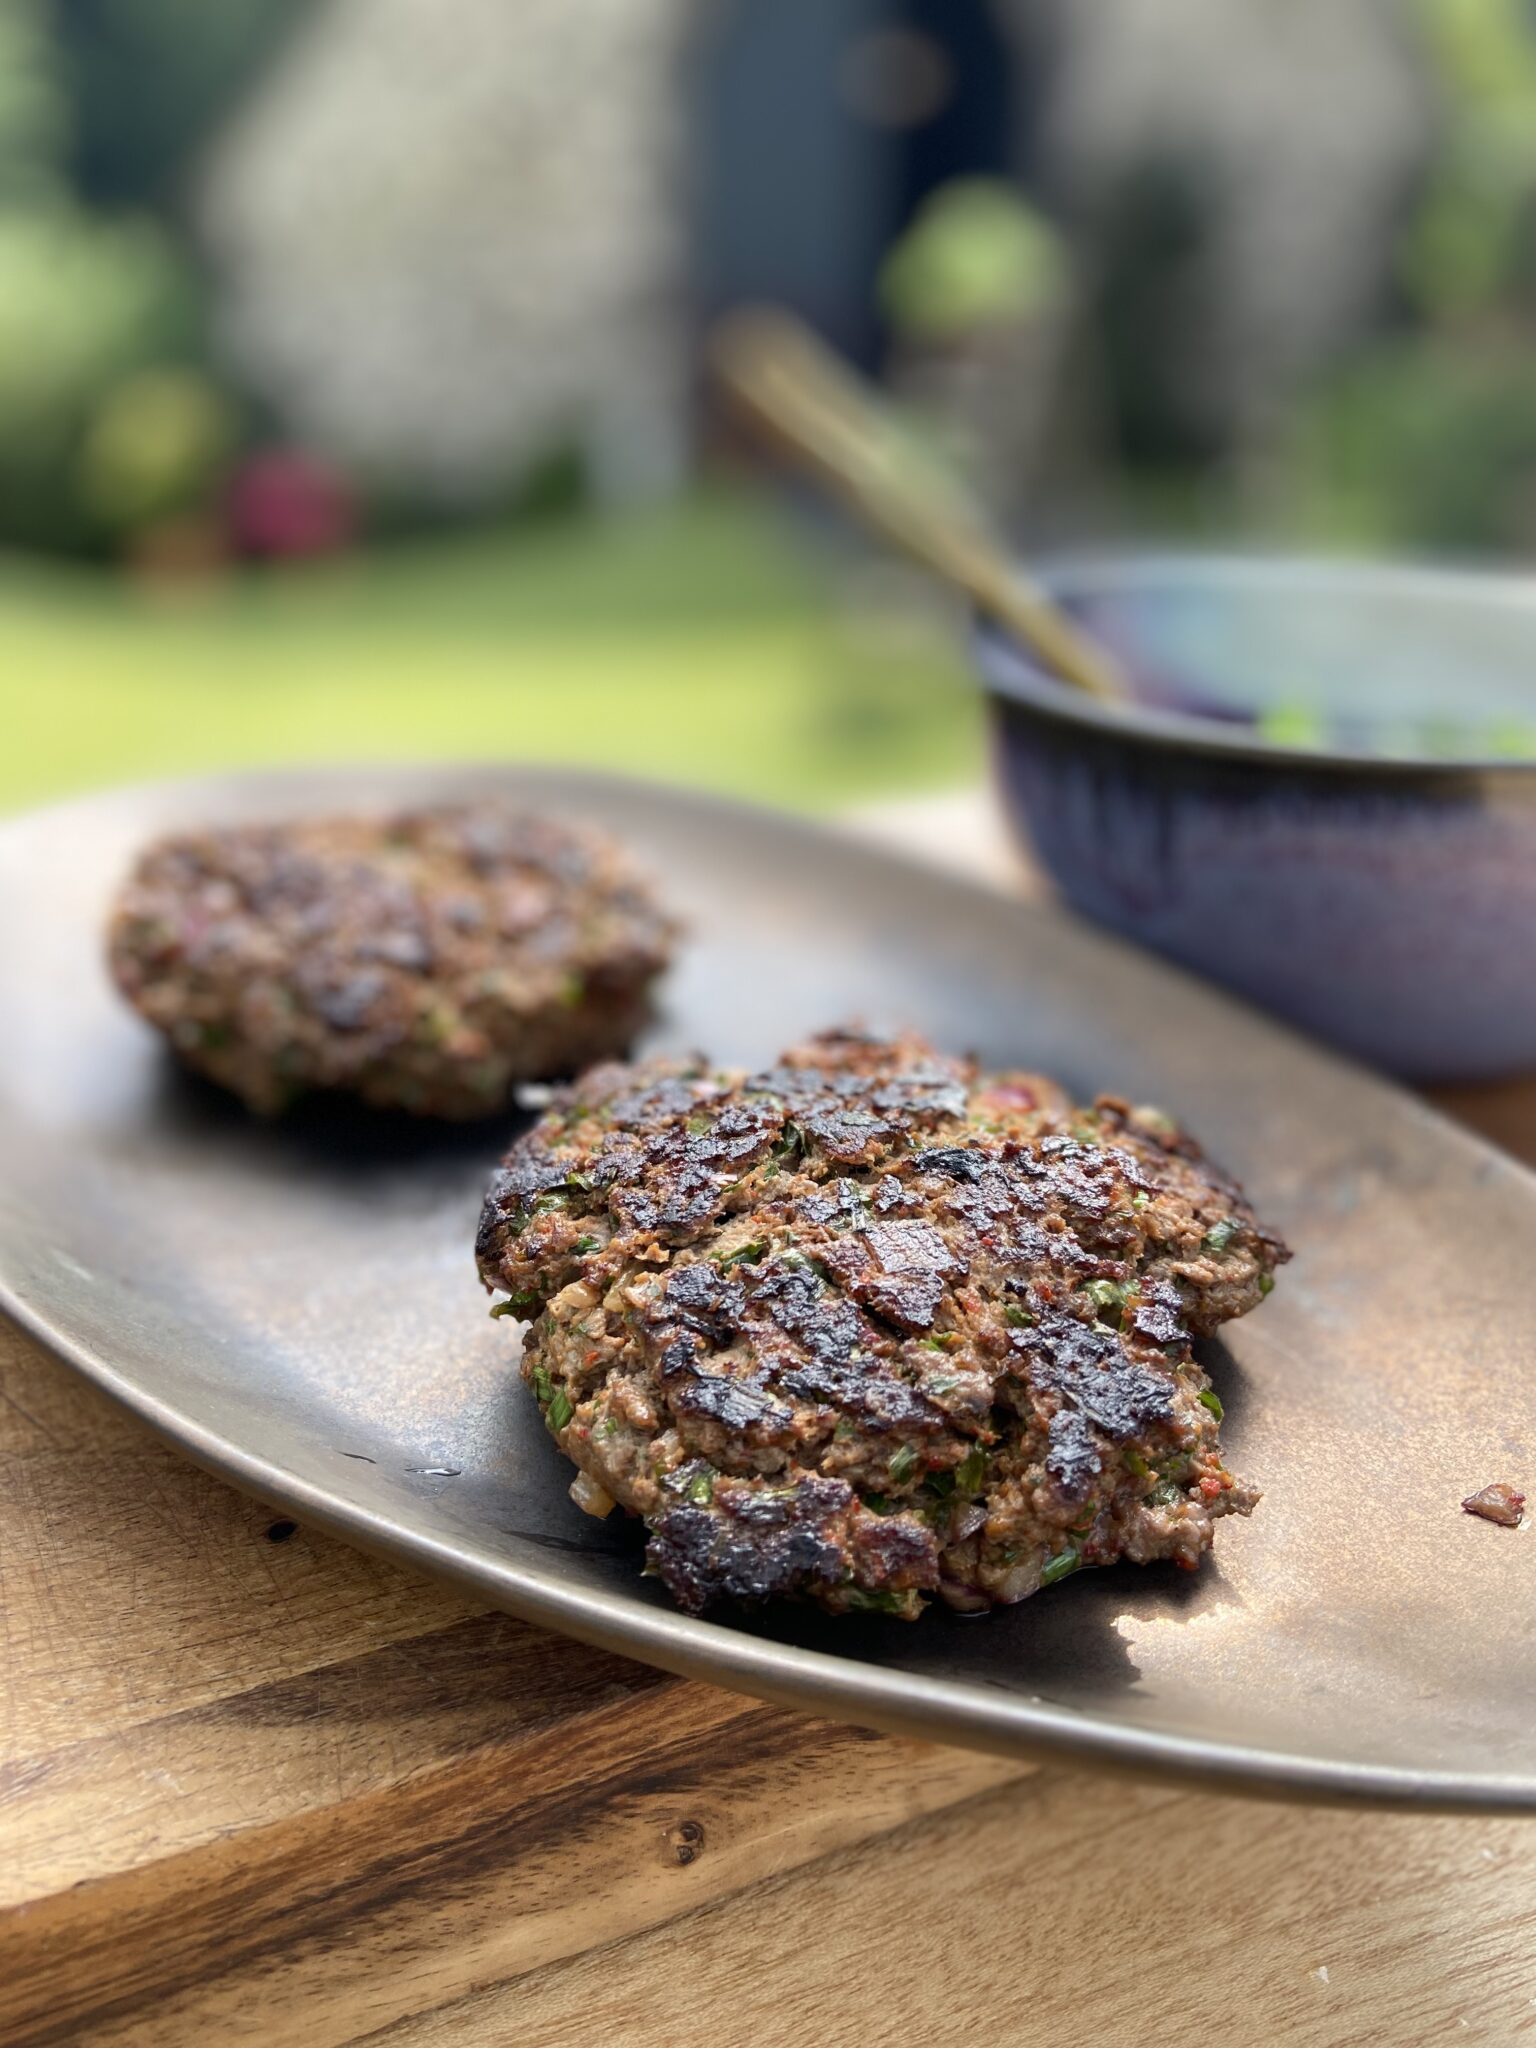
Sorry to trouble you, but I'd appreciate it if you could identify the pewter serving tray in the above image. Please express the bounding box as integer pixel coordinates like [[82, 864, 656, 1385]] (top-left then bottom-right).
[[3, 765, 1532, 1808]]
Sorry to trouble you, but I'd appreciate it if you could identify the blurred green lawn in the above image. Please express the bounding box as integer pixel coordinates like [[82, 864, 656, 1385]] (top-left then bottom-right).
[[1, 493, 982, 813]]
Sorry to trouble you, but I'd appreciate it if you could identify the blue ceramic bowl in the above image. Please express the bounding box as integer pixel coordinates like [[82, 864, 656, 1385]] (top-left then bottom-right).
[[975, 555, 1536, 1081]]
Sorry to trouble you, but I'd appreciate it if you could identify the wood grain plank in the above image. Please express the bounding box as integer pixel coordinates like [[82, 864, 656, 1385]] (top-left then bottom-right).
[[1, 1612, 663, 1908], [0, 1314, 1023, 2048], [0, 1689, 1022, 2047], [369, 1766, 1536, 2048], [0, 1321, 483, 1761]]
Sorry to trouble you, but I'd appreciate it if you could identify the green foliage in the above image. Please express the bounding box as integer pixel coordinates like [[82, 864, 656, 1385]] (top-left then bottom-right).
[[1259, 0, 1536, 550], [0, 0, 69, 200], [0, 201, 197, 549], [1278, 338, 1536, 551], [0, 0, 269, 554], [881, 178, 1066, 345], [47, 0, 310, 205], [76, 366, 238, 529], [1400, 0, 1536, 321]]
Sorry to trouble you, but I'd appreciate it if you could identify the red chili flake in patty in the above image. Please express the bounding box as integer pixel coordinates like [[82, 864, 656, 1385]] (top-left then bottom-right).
[[1462, 1482, 1526, 1528], [976, 1083, 1039, 1113]]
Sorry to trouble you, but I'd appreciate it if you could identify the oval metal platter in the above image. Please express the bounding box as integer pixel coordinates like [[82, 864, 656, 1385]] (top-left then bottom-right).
[[3, 764, 1533, 1809]]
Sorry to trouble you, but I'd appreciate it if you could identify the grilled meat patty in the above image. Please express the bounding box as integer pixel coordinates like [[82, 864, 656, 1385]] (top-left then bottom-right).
[[476, 1027, 1288, 1618], [109, 803, 676, 1118]]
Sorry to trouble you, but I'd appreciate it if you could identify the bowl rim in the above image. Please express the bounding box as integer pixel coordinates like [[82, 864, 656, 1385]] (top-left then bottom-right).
[[975, 550, 1536, 780]]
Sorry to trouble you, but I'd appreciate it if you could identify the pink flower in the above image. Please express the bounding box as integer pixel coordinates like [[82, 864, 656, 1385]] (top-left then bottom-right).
[[228, 449, 354, 559]]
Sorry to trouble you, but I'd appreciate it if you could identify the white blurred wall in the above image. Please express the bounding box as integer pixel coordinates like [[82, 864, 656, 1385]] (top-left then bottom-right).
[[199, 0, 701, 504], [1014, 0, 1429, 444]]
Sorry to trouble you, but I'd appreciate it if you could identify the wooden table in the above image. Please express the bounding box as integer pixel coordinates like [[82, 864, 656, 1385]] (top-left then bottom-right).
[[5, 794, 1536, 2048]]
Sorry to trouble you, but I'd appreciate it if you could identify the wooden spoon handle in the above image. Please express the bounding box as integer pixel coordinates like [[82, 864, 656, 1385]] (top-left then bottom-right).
[[710, 307, 1128, 704]]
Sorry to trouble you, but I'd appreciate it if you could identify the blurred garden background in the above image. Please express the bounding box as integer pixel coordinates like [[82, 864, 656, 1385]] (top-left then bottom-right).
[[2, 0, 1533, 811]]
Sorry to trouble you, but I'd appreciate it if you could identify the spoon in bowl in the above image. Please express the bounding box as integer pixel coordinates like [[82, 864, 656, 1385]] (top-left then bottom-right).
[[710, 306, 1130, 705]]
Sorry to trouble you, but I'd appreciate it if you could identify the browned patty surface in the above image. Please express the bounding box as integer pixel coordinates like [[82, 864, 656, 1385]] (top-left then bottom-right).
[[477, 1027, 1288, 1618], [109, 803, 676, 1117]]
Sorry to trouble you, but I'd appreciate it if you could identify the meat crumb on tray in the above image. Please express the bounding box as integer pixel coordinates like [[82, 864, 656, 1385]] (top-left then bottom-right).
[[1462, 1482, 1525, 1528]]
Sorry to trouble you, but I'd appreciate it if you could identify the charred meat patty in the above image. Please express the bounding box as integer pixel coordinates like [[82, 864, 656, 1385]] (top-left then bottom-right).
[[476, 1027, 1288, 1618], [109, 803, 676, 1118]]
